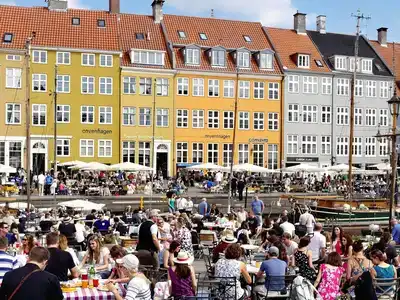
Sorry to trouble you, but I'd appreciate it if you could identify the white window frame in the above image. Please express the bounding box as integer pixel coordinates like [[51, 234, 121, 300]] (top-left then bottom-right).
[[335, 56, 347, 71], [321, 106, 331, 124], [80, 139, 94, 157], [122, 107, 136, 126], [366, 80, 377, 98], [223, 80, 234, 98], [301, 135, 317, 155], [336, 137, 349, 156], [223, 111, 234, 129], [156, 108, 169, 127], [361, 59, 373, 74], [321, 136, 331, 155], [237, 51, 250, 68], [321, 77, 332, 95], [177, 109, 189, 128], [268, 112, 279, 131], [208, 79, 219, 97], [139, 77, 152, 95], [99, 77, 113, 95], [380, 109, 388, 127], [238, 111, 249, 130], [32, 104, 47, 126], [123, 77, 136, 94], [156, 78, 169, 96], [287, 135, 298, 155], [254, 81, 264, 99], [176, 142, 188, 163], [99, 54, 113, 67], [192, 143, 204, 163], [253, 144, 264, 167], [192, 110, 204, 128], [99, 106, 112, 124], [380, 81, 390, 99], [81, 76, 95, 94], [6, 55, 21, 61], [6, 68, 21, 89], [81, 53, 95, 66], [208, 110, 219, 129], [288, 75, 299, 93], [185, 48, 200, 65], [288, 104, 299, 122], [80, 106, 95, 124], [177, 78, 189, 95], [138, 142, 151, 166], [56, 75, 70, 93], [238, 144, 249, 164], [192, 78, 204, 97], [98, 140, 112, 157], [239, 81, 250, 99], [253, 112, 264, 130], [302, 105, 318, 123], [298, 54, 310, 68], [354, 108, 363, 126], [268, 144, 278, 170], [32, 50, 47, 64], [212, 50, 225, 67], [268, 82, 279, 100], [132, 50, 164, 66], [223, 144, 232, 167], [355, 79, 363, 97], [303, 76, 318, 94], [352, 137, 363, 157], [337, 78, 350, 96], [336, 107, 349, 125], [5, 103, 21, 125], [56, 139, 70, 157], [365, 108, 377, 126], [207, 143, 219, 164], [379, 138, 388, 156], [32, 74, 47, 92], [56, 52, 71, 65], [365, 137, 376, 157], [139, 108, 151, 126], [260, 53, 273, 69], [56, 105, 70, 123]]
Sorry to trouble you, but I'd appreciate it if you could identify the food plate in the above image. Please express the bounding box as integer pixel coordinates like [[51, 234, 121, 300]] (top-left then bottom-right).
[[61, 287, 77, 293], [97, 285, 110, 292]]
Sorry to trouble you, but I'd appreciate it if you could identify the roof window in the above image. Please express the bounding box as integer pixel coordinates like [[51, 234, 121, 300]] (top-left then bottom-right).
[[178, 31, 186, 39], [199, 33, 208, 40], [97, 19, 106, 28], [243, 35, 252, 42], [315, 60, 323, 67], [135, 33, 145, 40], [3, 33, 13, 43], [72, 17, 80, 26]]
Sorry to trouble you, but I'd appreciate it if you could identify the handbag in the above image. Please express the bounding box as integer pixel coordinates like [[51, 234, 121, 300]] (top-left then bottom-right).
[[8, 269, 41, 300]]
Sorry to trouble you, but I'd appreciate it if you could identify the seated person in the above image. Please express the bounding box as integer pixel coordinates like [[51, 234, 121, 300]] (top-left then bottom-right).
[[39, 213, 54, 233], [212, 234, 237, 263], [107, 245, 129, 284]]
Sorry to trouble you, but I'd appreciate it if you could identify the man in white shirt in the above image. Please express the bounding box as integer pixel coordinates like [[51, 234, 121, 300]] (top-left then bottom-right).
[[215, 171, 223, 185], [282, 232, 298, 262], [299, 207, 316, 234], [279, 216, 295, 237], [175, 196, 188, 213], [74, 220, 87, 250], [308, 223, 326, 263], [185, 197, 193, 215], [37, 173, 45, 196]]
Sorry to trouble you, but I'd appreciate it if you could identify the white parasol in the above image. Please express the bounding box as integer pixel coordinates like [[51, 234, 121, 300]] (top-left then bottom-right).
[[0, 202, 34, 209], [69, 162, 110, 171], [371, 163, 391, 171], [283, 163, 324, 172], [58, 160, 85, 167], [232, 163, 279, 173], [108, 162, 153, 171], [328, 164, 360, 172], [185, 163, 226, 170], [0, 164, 16, 173], [57, 199, 105, 211]]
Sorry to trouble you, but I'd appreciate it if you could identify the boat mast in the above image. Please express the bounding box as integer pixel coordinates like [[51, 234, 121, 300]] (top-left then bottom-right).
[[53, 65, 58, 205], [25, 36, 33, 210]]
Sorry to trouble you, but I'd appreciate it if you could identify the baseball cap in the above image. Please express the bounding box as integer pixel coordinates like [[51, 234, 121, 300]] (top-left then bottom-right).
[[117, 254, 139, 271], [268, 246, 279, 256]]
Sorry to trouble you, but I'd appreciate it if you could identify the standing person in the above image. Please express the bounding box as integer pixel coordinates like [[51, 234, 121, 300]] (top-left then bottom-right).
[[236, 206, 248, 225], [391, 218, 400, 244], [237, 178, 245, 201], [298, 207, 316, 234], [168, 251, 197, 298], [135, 210, 160, 267], [230, 176, 237, 198], [251, 196, 264, 224], [173, 217, 193, 256], [85, 209, 97, 227], [37, 172, 45, 196], [308, 223, 326, 264], [279, 216, 295, 238], [215, 171, 223, 185], [0, 237, 18, 284], [44, 173, 53, 196], [75, 219, 87, 251], [294, 236, 317, 282], [0, 247, 63, 300], [175, 195, 188, 213], [330, 226, 344, 255], [198, 198, 209, 217], [167, 193, 176, 213], [185, 197, 193, 215]]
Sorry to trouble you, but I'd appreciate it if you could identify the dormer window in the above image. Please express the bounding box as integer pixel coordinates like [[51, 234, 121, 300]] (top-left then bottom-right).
[[131, 50, 164, 66], [97, 19, 105, 27], [185, 48, 200, 65], [72, 17, 80, 26], [349, 57, 361, 72], [260, 53, 273, 69], [199, 33, 208, 40], [178, 31, 186, 39], [135, 33, 145, 40], [298, 54, 310, 68], [243, 35, 252, 42], [361, 58, 373, 74], [237, 51, 250, 68], [211, 49, 225, 67], [3, 33, 13, 43], [335, 56, 347, 71]]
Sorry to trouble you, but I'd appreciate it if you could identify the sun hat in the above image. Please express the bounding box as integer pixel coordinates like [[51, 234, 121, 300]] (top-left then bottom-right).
[[173, 251, 194, 265], [221, 234, 238, 244], [268, 246, 279, 256], [118, 254, 140, 271], [63, 216, 72, 223]]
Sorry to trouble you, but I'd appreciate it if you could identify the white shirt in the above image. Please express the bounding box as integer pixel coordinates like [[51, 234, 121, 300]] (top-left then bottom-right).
[[280, 221, 295, 237], [75, 222, 86, 243], [237, 211, 248, 224], [215, 172, 223, 182], [186, 200, 193, 210], [284, 240, 298, 257], [309, 231, 326, 262], [299, 212, 315, 228], [38, 174, 45, 185], [66, 247, 80, 266], [176, 197, 188, 210]]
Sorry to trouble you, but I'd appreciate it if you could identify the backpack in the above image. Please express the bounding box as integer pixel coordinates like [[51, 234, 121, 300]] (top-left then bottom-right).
[[291, 275, 321, 300]]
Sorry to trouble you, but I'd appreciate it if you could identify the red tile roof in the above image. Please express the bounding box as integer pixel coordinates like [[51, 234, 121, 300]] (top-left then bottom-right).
[[0, 5, 120, 51], [265, 27, 330, 73]]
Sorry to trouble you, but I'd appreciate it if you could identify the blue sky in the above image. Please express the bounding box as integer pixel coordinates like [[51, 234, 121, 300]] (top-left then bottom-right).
[[4, 0, 400, 41]]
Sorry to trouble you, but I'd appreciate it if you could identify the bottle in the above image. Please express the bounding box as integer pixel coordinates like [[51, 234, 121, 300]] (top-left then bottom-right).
[[89, 264, 95, 288]]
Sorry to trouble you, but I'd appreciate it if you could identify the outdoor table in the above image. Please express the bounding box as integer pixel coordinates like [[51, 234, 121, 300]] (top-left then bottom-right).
[[63, 284, 125, 300], [246, 264, 260, 274]]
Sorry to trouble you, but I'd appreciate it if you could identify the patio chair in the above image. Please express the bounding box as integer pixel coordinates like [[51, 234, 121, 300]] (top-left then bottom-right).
[[202, 252, 214, 276], [375, 277, 400, 300]]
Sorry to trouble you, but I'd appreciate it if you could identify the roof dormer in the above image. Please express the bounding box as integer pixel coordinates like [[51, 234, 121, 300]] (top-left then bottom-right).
[[234, 47, 251, 68], [256, 49, 274, 70], [208, 46, 226, 67], [182, 44, 201, 65], [290, 53, 310, 69]]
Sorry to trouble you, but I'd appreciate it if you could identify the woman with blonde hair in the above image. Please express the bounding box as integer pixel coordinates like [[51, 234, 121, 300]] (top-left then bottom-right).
[[59, 234, 79, 266], [80, 235, 110, 278]]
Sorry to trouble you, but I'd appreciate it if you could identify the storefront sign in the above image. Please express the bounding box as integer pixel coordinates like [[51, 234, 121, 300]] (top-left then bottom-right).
[[249, 138, 268, 143], [287, 157, 319, 162], [204, 134, 231, 139], [82, 129, 113, 135]]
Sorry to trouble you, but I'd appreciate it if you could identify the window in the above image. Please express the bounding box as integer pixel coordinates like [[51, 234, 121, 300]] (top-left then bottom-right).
[[288, 75, 299, 93], [353, 137, 362, 156], [80, 139, 94, 157], [238, 111, 249, 130], [139, 108, 151, 126], [355, 79, 363, 97], [6, 68, 21, 88], [5, 104, 21, 124], [81, 106, 94, 124], [335, 56, 347, 70], [239, 81, 250, 98], [254, 82, 264, 99], [185, 48, 200, 65], [56, 75, 70, 93], [302, 105, 317, 123], [192, 110, 204, 128], [122, 107, 136, 126], [97, 19, 106, 27], [365, 137, 376, 157], [379, 138, 388, 156], [223, 80, 234, 98], [380, 109, 388, 126], [268, 83, 279, 100], [192, 78, 204, 97], [361, 59, 373, 73], [6, 55, 21, 61], [139, 77, 152, 95], [99, 107, 112, 124], [32, 104, 46, 126], [178, 31, 186, 38], [223, 111, 234, 129], [98, 140, 112, 157], [287, 135, 298, 155], [81, 76, 95, 94], [268, 113, 278, 130], [336, 137, 349, 156], [288, 104, 299, 122], [223, 144, 232, 167], [243, 35, 252, 42], [336, 107, 349, 125], [56, 105, 70, 123], [321, 77, 332, 95], [132, 50, 164, 65], [337, 78, 350, 96], [365, 108, 376, 126], [366, 80, 377, 97], [199, 33, 208, 40], [260, 53, 273, 69], [208, 111, 219, 129], [156, 78, 169, 96], [192, 143, 204, 163], [82, 53, 95, 66], [253, 112, 264, 130], [349, 57, 361, 72], [57, 139, 70, 157], [303, 76, 318, 94], [207, 144, 219, 164], [212, 50, 225, 67], [139, 142, 151, 166], [354, 108, 363, 126], [135, 33, 145, 40], [253, 144, 264, 167], [123, 77, 136, 94], [321, 106, 331, 124], [380, 81, 390, 98], [268, 144, 278, 169], [99, 77, 112, 95], [321, 136, 331, 155], [156, 108, 168, 127], [99, 54, 113, 67], [238, 144, 249, 164], [177, 78, 189, 95], [3, 33, 12, 43], [32, 74, 47, 92], [122, 141, 135, 163], [57, 52, 71, 65], [237, 51, 250, 68], [32, 50, 47, 64], [301, 135, 317, 154], [72, 17, 80, 25], [208, 79, 219, 97], [176, 143, 188, 163], [298, 54, 310, 68], [177, 109, 188, 128]]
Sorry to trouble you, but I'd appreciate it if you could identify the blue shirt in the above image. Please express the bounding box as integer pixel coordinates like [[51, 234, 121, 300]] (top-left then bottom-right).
[[392, 224, 400, 243], [260, 258, 287, 290], [251, 199, 264, 215], [94, 219, 110, 232], [6, 233, 16, 245], [198, 201, 209, 216], [0, 250, 17, 284]]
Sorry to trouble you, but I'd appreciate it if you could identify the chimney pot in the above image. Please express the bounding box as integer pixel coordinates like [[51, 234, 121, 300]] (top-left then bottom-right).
[[109, 0, 120, 14], [152, 0, 165, 24], [378, 27, 388, 47], [294, 12, 306, 35], [316, 15, 326, 34]]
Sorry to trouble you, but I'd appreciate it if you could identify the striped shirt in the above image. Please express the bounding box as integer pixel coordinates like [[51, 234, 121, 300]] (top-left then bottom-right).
[[125, 275, 152, 300], [0, 250, 18, 284]]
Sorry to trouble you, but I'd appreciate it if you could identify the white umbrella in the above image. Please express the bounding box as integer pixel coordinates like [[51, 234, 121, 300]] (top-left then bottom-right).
[[186, 163, 226, 170], [232, 163, 279, 173], [371, 163, 391, 171], [109, 162, 153, 171], [75, 162, 110, 171], [283, 163, 324, 172], [0, 202, 34, 209], [59, 160, 85, 167], [328, 164, 360, 172], [58, 199, 105, 211], [0, 164, 16, 173]]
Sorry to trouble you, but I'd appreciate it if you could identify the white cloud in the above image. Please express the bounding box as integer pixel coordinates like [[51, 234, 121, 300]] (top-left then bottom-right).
[[0, 0, 17, 5], [68, 0, 88, 9]]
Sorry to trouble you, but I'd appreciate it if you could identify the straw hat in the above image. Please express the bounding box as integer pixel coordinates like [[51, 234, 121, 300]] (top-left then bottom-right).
[[221, 234, 238, 244], [173, 251, 194, 265]]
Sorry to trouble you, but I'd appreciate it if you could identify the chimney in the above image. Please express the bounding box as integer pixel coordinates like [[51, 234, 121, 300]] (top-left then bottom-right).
[[316, 15, 326, 34], [378, 27, 388, 47], [47, 0, 68, 11], [109, 0, 120, 14], [294, 12, 306, 34], [152, 0, 165, 24]]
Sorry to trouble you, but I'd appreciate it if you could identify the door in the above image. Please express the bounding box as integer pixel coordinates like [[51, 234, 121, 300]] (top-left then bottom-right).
[[33, 153, 45, 175], [156, 153, 168, 178]]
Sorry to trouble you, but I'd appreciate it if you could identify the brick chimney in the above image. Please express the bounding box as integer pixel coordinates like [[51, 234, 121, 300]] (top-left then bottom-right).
[[294, 12, 306, 35], [152, 0, 165, 24], [316, 15, 326, 34], [378, 27, 388, 47], [109, 0, 120, 14]]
